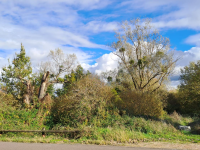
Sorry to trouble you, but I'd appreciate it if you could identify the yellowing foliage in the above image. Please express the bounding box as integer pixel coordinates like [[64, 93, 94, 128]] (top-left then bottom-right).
[[116, 90, 165, 118]]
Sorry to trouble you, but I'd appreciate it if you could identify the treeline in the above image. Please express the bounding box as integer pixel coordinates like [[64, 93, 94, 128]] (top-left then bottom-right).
[[0, 18, 199, 129]]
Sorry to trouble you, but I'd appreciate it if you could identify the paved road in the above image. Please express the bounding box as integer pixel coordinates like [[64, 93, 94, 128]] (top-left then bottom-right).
[[0, 142, 172, 150]]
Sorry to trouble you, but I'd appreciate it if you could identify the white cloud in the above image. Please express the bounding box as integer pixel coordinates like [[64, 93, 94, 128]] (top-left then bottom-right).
[[168, 47, 200, 88], [118, 0, 178, 12], [169, 80, 181, 90], [0, 0, 117, 70], [0, 0, 118, 69], [152, 1, 200, 30], [177, 47, 200, 66], [118, 0, 200, 30], [0, 0, 111, 11], [82, 52, 119, 74], [185, 33, 200, 46], [83, 21, 119, 34], [0, 57, 8, 72]]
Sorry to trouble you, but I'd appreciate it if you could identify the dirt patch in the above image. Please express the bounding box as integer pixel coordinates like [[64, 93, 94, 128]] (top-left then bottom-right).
[[127, 142, 200, 150]]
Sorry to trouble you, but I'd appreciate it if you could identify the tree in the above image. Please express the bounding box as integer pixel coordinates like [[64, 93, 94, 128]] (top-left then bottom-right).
[[178, 61, 200, 115], [110, 18, 178, 93], [56, 65, 90, 96], [38, 48, 77, 101], [1, 44, 34, 105]]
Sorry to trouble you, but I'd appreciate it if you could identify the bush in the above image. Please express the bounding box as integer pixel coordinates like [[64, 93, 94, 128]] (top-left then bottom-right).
[[0, 91, 18, 107], [0, 98, 43, 130], [0, 91, 50, 131], [49, 75, 116, 127], [116, 90, 165, 118]]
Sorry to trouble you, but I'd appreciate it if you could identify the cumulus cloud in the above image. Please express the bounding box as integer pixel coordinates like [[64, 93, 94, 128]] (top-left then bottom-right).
[[82, 52, 119, 74], [168, 47, 200, 88], [177, 47, 200, 66]]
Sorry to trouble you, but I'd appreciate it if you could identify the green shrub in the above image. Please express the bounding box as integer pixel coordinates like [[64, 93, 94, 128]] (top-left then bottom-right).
[[0, 104, 43, 130], [49, 75, 116, 127], [0, 92, 49, 130]]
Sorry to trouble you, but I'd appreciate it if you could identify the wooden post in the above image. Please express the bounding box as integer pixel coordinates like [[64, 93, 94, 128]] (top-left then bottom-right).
[[42, 132, 45, 138], [42, 127, 45, 138]]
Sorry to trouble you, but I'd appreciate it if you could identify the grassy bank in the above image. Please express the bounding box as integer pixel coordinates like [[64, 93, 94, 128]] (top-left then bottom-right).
[[0, 111, 200, 144], [0, 97, 200, 145]]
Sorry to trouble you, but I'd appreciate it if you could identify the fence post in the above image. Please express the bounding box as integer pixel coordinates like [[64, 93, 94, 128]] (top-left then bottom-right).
[[42, 127, 45, 137], [0, 119, 3, 135]]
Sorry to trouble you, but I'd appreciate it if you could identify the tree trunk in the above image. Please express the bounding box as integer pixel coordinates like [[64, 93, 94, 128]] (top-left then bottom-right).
[[23, 94, 30, 105], [38, 71, 50, 101], [23, 80, 34, 105]]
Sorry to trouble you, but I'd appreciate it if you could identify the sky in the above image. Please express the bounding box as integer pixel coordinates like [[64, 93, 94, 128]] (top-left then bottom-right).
[[0, 0, 200, 89]]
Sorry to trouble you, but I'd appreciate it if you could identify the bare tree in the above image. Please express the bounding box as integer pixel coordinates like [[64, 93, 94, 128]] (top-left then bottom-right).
[[38, 48, 77, 101], [111, 18, 179, 93]]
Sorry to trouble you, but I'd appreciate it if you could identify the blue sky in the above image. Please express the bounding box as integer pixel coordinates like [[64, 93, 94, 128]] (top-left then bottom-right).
[[0, 0, 200, 88]]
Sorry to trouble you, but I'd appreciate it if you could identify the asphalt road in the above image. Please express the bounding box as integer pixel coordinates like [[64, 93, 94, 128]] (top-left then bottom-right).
[[0, 142, 172, 150]]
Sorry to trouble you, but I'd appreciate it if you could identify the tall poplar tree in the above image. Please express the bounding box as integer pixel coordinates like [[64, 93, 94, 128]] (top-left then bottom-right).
[[110, 18, 178, 93]]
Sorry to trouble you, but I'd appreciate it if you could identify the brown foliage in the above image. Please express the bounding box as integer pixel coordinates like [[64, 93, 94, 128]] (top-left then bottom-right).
[[116, 90, 165, 118]]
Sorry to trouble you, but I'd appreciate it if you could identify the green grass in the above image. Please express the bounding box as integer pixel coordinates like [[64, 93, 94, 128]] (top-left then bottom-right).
[[0, 126, 200, 144]]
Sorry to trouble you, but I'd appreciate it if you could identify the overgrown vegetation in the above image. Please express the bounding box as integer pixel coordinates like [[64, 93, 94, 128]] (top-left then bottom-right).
[[0, 18, 200, 145]]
